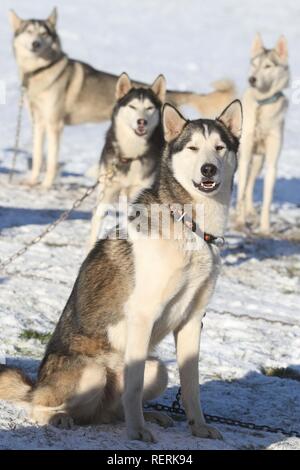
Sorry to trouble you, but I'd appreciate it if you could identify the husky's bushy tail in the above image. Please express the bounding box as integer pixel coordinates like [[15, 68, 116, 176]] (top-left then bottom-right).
[[166, 78, 236, 118], [0, 365, 33, 402], [211, 78, 236, 93]]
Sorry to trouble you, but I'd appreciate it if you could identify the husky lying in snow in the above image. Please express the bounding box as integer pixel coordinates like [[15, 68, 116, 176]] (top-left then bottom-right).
[[9, 8, 236, 188], [236, 33, 289, 233], [89, 72, 165, 248], [0, 99, 242, 442]]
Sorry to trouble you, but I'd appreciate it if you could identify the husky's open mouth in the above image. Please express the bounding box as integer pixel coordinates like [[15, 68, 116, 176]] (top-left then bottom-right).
[[135, 128, 147, 137], [193, 180, 220, 193]]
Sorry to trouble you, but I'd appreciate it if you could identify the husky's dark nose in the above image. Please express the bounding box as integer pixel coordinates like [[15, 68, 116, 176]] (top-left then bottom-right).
[[249, 76, 256, 86], [137, 119, 147, 126], [32, 40, 42, 51], [201, 164, 217, 178]]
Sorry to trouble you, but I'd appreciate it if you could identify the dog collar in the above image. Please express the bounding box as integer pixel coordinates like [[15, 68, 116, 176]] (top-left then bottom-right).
[[22, 54, 67, 88], [169, 205, 225, 248], [256, 91, 284, 106]]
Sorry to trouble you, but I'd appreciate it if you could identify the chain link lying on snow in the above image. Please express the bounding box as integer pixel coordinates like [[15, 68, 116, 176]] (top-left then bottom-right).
[[0, 164, 117, 273], [9, 86, 26, 183], [145, 387, 300, 439], [211, 309, 300, 328]]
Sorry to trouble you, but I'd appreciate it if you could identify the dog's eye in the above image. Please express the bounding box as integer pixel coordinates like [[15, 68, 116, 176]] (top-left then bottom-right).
[[215, 145, 225, 152], [264, 64, 272, 69], [187, 146, 198, 151], [129, 105, 137, 110], [146, 106, 154, 111]]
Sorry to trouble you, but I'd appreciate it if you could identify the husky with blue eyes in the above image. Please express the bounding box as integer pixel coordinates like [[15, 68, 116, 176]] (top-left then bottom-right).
[[236, 33, 290, 233]]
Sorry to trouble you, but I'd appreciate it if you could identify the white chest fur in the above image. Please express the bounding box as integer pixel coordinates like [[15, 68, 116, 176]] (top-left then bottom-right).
[[118, 159, 154, 189], [115, 116, 149, 160], [242, 88, 288, 137], [108, 233, 220, 353]]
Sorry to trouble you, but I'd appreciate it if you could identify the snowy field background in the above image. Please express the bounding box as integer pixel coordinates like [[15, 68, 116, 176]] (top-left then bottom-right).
[[0, 0, 300, 450]]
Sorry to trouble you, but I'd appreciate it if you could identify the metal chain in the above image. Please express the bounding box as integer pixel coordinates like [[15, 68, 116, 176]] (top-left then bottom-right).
[[0, 163, 117, 273], [211, 309, 300, 328], [9, 86, 25, 183], [145, 387, 300, 439]]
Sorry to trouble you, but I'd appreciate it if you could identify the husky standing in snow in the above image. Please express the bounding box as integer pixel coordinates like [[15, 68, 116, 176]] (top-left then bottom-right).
[[236, 33, 289, 233], [89, 72, 165, 247], [9, 8, 236, 188], [0, 99, 242, 442]]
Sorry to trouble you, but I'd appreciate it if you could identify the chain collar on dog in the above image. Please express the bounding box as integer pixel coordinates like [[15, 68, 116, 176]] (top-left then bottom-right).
[[22, 54, 67, 88], [256, 91, 284, 106], [169, 205, 225, 247]]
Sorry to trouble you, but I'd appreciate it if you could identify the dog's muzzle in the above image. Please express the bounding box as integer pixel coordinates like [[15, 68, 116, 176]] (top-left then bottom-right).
[[249, 76, 257, 87], [135, 119, 148, 136]]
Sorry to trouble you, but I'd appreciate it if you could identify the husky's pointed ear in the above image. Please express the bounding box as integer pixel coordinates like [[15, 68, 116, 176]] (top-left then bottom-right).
[[217, 100, 243, 140], [151, 74, 166, 102], [9, 10, 23, 32], [251, 32, 264, 58], [163, 104, 187, 143], [275, 35, 288, 63], [47, 7, 58, 28], [115, 72, 132, 100]]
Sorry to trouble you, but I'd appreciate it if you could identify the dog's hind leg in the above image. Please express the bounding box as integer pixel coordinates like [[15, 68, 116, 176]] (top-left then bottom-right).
[[66, 362, 111, 425], [30, 358, 85, 426], [245, 154, 264, 219], [143, 357, 173, 428], [31, 360, 112, 427], [143, 357, 168, 402]]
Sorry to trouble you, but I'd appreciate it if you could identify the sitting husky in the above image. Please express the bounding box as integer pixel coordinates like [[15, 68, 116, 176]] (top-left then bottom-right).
[[0, 99, 242, 442], [236, 33, 289, 233], [9, 8, 235, 188], [90, 72, 165, 247]]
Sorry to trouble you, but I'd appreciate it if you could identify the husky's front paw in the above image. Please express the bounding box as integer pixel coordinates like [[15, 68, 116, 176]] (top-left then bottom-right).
[[21, 175, 39, 187], [259, 223, 271, 235], [190, 422, 223, 440], [41, 178, 54, 189], [245, 206, 258, 220], [127, 426, 157, 443]]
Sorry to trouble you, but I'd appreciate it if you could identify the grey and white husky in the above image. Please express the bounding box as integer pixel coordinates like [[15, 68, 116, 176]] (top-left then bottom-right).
[[89, 72, 165, 247], [9, 8, 236, 188], [236, 33, 289, 233], [0, 99, 242, 442]]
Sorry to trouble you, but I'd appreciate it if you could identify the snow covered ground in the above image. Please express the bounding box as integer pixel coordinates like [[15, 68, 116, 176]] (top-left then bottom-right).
[[0, 0, 300, 450]]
